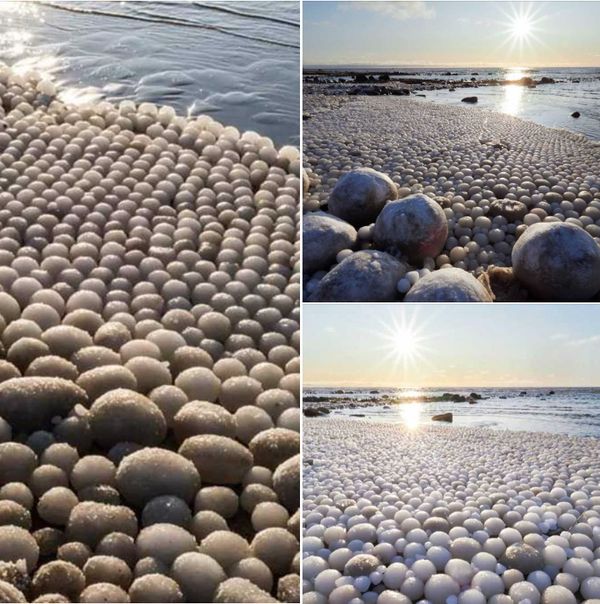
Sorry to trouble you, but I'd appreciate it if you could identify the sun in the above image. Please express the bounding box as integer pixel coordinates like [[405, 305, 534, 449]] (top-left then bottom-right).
[[511, 15, 532, 40], [500, 4, 545, 54], [377, 309, 430, 378], [393, 327, 417, 359]]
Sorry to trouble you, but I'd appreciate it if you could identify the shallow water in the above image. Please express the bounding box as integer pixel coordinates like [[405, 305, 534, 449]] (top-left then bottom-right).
[[310, 66, 600, 141], [0, 0, 299, 146], [305, 387, 600, 438]]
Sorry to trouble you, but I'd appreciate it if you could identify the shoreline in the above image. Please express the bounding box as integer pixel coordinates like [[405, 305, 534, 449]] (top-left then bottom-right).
[[303, 418, 600, 603]]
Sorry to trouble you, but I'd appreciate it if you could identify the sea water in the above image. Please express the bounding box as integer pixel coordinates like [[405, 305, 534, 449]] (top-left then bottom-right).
[[305, 386, 600, 437], [0, 0, 299, 145]]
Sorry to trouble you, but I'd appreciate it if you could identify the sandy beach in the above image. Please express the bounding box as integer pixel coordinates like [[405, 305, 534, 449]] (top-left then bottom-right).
[[303, 417, 600, 603], [303, 94, 600, 302]]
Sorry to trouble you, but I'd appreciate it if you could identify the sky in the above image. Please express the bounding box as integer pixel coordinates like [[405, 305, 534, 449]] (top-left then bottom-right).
[[304, 304, 600, 388], [303, 1, 600, 68]]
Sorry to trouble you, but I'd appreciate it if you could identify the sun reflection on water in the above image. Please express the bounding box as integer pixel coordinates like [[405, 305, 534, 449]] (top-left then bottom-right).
[[501, 84, 525, 116], [400, 402, 422, 430]]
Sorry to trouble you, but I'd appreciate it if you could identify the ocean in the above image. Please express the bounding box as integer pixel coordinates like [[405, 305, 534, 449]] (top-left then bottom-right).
[[0, 1, 300, 146], [304, 387, 600, 438], [306, 65, 600, 141]]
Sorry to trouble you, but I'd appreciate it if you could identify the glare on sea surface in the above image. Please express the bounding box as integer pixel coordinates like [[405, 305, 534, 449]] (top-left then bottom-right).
[[400, 402, 422, 430], [501, 83, 525, 116]]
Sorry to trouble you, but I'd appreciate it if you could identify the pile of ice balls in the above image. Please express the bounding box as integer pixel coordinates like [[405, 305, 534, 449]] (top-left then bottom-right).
[[302, 95, 600, 302], [303, 419, 600, 604], [0, 65, 300, 603]]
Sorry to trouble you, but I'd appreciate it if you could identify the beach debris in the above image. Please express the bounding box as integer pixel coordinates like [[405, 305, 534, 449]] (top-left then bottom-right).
[[373, 194, 448, 263], [478, 266, 529, 302], [512, 222, 600, 300], [309, 250, 407, 302], [431, 413, 453, 422], [302, 212, 357, 274], [488, 199, 528, 222], [404, 268, 494, 302], [328, 168, 398, 227], [571, 111, 581, 118], [461, 96, 478, 103]]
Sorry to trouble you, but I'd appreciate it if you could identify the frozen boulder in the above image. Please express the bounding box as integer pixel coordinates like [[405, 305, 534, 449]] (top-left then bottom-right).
[[512, 222, 600, 300], [405, 268, 493, 302], [373, 194, 448, 263], [328, 168, 398, 227], [303, 212, 357, 274], [310, 251, 407, 302]]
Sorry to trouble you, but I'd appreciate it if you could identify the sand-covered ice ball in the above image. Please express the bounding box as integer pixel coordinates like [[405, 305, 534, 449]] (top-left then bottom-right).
[[115, 447, 200, 507], [404, 267, 493, 302], [128, 574, 183, 603], [136, 523, 196, 566], [79, 583, 130, 603], [512, 222, 600, 300], [89, 389, 167, 448], [179, 434, 253, 484], [0, 525, 39, 572], [170, 551, 226, 602], [373, 194, 448, 263], [310, 250, 407, 302], [328, 168, 398, 227], [0, 580, 26, 603], [66, 502, 138, 548], [0, 377, 86, 432], [303, 212, 357, 274]]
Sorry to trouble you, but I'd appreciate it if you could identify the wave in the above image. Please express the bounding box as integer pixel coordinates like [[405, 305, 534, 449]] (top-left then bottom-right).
[[40, 1, 300, 50], [191, 2, 299, 28]]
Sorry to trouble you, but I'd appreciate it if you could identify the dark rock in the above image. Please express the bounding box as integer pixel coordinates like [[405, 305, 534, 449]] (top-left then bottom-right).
[[303, 408, 323, 418], [571, 111, 580, 118], [432, 413, 452, 422], [461, 96, 478, 103], [540, 77, 555, 84], [548, 390, 555, 395]]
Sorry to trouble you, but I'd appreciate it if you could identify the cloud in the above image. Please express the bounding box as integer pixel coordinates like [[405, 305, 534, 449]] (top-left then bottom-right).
[[569, 334, 600, 347], [344, 1, 435, 21]]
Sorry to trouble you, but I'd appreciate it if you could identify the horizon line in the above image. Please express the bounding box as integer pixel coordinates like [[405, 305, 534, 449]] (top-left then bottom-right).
[[304, 384, 600, 389], [303, 63, 600, 70]]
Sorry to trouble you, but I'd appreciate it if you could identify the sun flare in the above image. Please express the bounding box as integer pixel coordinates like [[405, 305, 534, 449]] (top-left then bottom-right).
[[511, 15, 532, 40], [393, 327, 417, 359], [377, 309, 431, 381]]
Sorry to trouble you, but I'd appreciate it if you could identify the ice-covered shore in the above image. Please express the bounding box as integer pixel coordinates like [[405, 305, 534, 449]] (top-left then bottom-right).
[[303, 95, 600, 302], [303, 418, 600, 603], [0, 66, 300, 603]]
